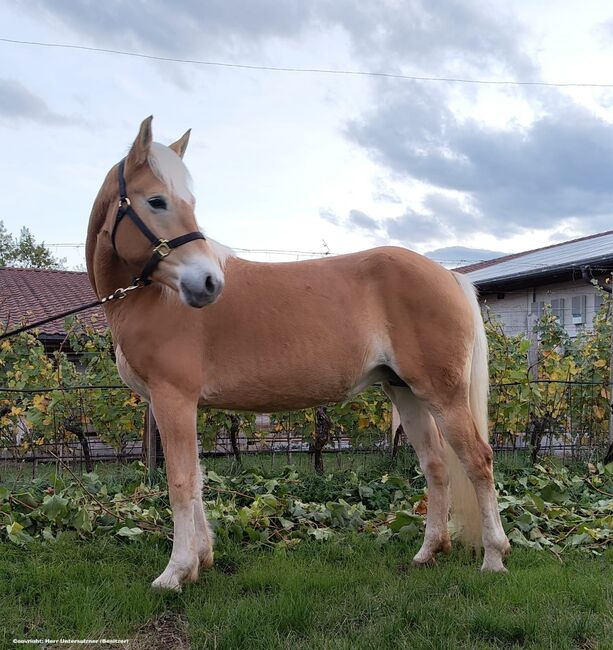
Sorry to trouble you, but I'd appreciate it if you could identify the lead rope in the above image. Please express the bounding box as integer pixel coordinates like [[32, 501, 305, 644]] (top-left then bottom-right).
[[0, 282, 143, 341]]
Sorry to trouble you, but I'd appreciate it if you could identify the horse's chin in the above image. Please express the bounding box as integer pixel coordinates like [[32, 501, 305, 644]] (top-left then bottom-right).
[[179, 288, 221, 309]]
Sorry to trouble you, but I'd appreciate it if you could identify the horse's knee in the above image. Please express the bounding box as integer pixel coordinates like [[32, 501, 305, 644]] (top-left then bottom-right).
[[422, 455, 449, 487]]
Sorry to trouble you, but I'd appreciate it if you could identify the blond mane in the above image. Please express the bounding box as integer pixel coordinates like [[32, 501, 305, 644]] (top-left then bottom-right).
[[148, 142, 194, 204]]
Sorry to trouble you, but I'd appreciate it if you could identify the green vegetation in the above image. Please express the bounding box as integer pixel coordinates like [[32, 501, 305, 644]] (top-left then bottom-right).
[[1, 455, 611, 648], [1, 458, 611, 555], [1, 536, 611, 649], [3, 298, 613, 474], [0, 220, 64, 269], [487, 299, 612, 457]]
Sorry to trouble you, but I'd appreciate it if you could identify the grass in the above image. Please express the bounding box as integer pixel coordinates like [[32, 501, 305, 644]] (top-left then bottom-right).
[[1, 452, 611, 648], [1, 535, 611, 650]]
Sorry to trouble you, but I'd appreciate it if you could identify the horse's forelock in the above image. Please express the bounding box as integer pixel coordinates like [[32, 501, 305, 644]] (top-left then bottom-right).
[[147, 142, 194, 204]]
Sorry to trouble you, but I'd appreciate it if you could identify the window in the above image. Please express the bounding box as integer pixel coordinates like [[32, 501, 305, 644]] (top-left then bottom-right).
[[551, 298, 565, 325], [594, 292, 604, 315], [532, 298, 565, 325], [571, 295, 587, 325]]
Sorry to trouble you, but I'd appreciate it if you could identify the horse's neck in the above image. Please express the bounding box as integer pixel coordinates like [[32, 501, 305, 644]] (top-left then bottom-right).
[[92, 235, 134, 299]]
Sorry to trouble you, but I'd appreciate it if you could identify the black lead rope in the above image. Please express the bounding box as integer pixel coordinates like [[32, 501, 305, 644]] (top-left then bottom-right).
[[2, 156, 205, 341], [0, 284, 141, 341]]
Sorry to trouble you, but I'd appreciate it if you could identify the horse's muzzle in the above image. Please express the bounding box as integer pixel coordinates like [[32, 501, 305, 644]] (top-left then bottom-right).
[[180, 274, 224, 308]]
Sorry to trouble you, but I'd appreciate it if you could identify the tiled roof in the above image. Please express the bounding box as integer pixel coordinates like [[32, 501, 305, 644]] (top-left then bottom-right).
[[455, 229, 613, 283], [0, 267, 105, 338]]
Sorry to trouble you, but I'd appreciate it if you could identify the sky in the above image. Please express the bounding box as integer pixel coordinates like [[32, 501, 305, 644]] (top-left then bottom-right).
[[2, 0, 613, 269]]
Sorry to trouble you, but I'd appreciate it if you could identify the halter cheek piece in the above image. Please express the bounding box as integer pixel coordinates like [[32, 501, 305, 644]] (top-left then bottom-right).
[[110, 158, 206, 286]]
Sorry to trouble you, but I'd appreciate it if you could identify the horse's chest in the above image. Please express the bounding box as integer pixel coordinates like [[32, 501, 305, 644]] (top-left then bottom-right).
[[116, 345, 150, 401]]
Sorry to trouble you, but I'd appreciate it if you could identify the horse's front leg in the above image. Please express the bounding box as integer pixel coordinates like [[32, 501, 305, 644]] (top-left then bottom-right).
[[149, 385, 213, 591]]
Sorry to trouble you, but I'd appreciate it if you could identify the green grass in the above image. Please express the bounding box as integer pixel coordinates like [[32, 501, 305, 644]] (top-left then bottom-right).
[[1, 535, 611, 650]]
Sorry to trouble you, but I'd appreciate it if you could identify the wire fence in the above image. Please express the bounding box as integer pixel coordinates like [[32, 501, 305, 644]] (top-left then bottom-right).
[[0, 378, 609, 478]]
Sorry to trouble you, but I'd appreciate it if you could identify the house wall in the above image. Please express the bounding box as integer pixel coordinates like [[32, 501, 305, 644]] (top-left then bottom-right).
[[479, 279, 605, 338]]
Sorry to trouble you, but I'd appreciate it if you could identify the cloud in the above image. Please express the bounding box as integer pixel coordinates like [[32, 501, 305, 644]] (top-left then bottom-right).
[[371, 178, 401, 204], [25, 0, 610, 242], [348, 209, 379, 231], [322, 0, 535, 78], [348, 84, 613, 236], [26, 0, 316, 57], [319, 208, 340, 225], [24, 0, 534, 80], [0, 79, 71, 125], [385, 208, 448, 244]]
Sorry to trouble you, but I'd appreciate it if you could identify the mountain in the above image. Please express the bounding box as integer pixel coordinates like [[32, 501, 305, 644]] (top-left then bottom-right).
[[424, 246, 506, 269]]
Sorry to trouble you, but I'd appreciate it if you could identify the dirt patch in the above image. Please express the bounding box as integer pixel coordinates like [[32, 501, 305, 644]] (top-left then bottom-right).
[[46, 613, 190, 650], [127, 612, 190, 650]]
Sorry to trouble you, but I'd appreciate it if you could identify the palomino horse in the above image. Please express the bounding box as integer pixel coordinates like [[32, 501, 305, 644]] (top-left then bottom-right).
[[86, 117, 510, 591]]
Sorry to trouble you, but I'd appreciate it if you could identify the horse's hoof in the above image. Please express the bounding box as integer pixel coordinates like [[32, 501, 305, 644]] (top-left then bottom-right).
[[151, 560, 198, 591], [481, 563, 508, 573], [481, 553, 508, 573], [412, 556, 437, 568], [151, 572, 183, 592]]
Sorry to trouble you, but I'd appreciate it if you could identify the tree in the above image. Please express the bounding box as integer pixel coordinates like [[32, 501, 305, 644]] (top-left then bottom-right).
[[0, 221, 64, 269]]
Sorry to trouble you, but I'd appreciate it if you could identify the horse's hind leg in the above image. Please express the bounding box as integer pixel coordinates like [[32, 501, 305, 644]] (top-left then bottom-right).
[[431, 399, 510, 572], [149, 384, 213, 591], [384, 384, 451, 565]]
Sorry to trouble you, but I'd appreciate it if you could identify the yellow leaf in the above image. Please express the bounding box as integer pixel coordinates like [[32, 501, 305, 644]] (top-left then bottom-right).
[[594, 359, 607, 368], [32, 394, 48, 413]]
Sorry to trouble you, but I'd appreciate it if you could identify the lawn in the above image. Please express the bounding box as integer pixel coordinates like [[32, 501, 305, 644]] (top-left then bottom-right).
[[1, 452, 612, 649], [1, 535, 612, 650]]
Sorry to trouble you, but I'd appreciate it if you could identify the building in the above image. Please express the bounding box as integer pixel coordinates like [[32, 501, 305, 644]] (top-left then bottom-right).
[[0, 267, 103, 351], [455, 230, 613, 337]]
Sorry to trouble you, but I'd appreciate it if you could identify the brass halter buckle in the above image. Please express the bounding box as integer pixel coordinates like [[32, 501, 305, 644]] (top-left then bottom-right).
[[153, 239, 171, 258]]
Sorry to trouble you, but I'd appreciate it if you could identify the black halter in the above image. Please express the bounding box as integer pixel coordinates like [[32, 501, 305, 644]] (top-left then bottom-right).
[[110, 158, 206, 286]]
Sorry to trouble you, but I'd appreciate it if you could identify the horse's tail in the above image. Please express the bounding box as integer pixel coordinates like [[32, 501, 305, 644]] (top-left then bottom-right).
[[446, 272, 489, 549]]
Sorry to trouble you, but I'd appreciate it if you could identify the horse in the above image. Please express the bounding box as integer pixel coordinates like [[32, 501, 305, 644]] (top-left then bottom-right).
[[86, 116, 511, 591]]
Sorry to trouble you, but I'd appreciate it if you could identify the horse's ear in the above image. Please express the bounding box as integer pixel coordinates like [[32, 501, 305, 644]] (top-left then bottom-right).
[[169, 129, 191, 159], [126, 115, 153, 169]]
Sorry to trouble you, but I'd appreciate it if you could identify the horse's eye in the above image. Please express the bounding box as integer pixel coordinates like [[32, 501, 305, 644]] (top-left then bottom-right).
[[147, 196, 167, 211]]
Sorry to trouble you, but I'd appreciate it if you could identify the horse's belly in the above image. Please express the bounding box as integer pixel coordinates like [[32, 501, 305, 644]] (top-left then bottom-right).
[[200, 374, 352, 412]]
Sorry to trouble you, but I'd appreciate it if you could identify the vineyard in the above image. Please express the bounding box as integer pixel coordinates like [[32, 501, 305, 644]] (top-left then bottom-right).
[[2, 301, 613, 647], [1, 297, 612, 473]]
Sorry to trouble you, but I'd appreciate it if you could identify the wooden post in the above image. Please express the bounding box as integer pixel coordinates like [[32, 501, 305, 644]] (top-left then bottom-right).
[[606, 304, 613, 450], [143, 405, 162, 479], [527, 312, 538, 381]]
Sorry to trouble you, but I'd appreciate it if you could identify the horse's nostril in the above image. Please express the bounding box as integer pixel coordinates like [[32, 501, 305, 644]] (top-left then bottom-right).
[[204, 274, 216, 295]]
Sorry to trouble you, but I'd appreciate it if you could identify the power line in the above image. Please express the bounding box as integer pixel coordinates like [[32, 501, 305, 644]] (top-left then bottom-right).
[[3, 36, 613, 88], [44, 242, 613, 272], [47, 242, 331, 256]]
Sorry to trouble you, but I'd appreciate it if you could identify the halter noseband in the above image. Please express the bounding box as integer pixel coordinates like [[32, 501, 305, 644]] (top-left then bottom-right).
[[110, 158, 206, 286]]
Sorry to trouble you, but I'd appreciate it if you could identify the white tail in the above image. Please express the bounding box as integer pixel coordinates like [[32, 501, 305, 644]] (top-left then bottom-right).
[[447, 272, 490, 548]]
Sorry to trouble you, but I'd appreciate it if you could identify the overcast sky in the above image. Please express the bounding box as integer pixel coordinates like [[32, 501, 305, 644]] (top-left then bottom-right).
[[2, 0, 613, 268]]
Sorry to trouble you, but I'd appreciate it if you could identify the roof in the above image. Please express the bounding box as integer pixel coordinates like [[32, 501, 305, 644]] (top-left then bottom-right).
[[0, 267, 105, 338], [455, 229, 613, 286]]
